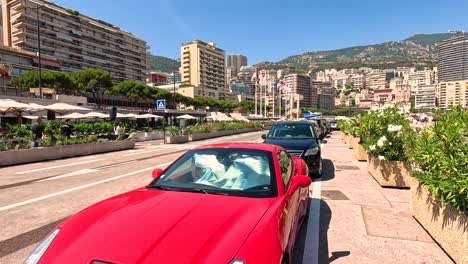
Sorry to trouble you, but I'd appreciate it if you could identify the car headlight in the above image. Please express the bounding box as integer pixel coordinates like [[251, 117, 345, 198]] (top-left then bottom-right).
[[304, 147, 319, 156], [24, 229, 60, 264], [229, 259, 245, 264]]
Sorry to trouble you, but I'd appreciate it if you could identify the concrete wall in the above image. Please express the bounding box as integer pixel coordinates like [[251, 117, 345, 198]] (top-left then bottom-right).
[[0, 140, 135, 167], [367, 157, 411, 188]]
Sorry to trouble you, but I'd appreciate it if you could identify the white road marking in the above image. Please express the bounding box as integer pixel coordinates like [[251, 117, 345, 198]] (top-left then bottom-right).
[[15, 159, 105, 175], [0, 162, 171, 212], [38, 169, 100, 182], [122, 149, 161, 156], [302, 178, 322, 264]]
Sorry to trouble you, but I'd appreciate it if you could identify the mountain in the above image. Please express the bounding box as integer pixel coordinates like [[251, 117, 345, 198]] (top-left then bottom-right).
[[255, 33, 452, 72], [148, 55, 180, 73]]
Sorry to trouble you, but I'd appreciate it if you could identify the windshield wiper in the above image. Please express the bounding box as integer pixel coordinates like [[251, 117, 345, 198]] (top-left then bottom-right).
[[149, 185, 178, 191]]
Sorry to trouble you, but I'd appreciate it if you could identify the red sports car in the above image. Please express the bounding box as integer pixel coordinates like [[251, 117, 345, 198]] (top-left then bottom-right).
[[25, 143, 312, 264]]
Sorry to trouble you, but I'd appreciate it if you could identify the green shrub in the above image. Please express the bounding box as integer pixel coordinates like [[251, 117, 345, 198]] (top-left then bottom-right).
[[406, 107, 468, 214]]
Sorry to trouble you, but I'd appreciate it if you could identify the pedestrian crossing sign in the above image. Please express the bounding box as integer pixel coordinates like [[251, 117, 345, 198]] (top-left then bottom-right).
[[156, 99, 166, 110]]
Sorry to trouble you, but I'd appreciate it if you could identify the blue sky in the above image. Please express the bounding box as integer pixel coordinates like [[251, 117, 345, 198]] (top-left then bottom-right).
[[52, 0, 468, 64]]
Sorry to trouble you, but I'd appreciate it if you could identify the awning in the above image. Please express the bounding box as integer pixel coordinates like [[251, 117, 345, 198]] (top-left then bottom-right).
[[116, 113, 137, 118], [0, 99, 45, 112], [136, 113, 163, 119]]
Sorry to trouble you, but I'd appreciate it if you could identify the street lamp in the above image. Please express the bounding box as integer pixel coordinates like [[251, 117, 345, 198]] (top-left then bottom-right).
[[30, 3, 43, 98]]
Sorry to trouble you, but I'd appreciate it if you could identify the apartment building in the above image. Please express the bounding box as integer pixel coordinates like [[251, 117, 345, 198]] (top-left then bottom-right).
[[350, 74, 365, 89], [225, 54, 247, 80], [2, 0, 148, 82], [0, 44, 60, 94], [180, 40, 226, 99], [414, 84, 436, 109], [311, 80, 335, 109], [146, 71, 169, 86], [366, 70, 387, 89], [438, 81, 468, 108], [285, 74, 311, 107], [438, 36, 468, 82]]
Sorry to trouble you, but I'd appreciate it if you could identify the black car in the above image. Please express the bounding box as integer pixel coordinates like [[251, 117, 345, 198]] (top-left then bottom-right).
[[262, 121, 322, 178]]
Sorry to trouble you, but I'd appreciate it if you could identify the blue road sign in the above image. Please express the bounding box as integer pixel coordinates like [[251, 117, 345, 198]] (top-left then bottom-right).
[[156, 99, 166, 110]]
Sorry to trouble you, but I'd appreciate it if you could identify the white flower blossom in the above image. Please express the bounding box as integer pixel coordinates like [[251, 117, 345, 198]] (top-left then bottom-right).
[[378, 155, 385, 161], [377, 136, 387, 147], [389, 142, 392, 146], [369, 145, 376, 151], [388, 125, 402, 132]]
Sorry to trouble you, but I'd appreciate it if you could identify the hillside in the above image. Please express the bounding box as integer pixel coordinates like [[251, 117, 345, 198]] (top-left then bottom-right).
[[255, 33, 452, 71], [149, 55, 180, 73]]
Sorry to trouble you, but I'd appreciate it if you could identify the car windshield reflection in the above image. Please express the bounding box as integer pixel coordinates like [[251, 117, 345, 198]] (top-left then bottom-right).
[[150, 148, 276, 197]]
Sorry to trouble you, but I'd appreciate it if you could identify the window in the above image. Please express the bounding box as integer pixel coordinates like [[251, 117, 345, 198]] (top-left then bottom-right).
[[277, 150, 292, 188]]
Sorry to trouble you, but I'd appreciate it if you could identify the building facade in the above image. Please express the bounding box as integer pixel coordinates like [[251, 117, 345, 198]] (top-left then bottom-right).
[[2, 0, 148, 82], [146, 71, 169, 86], [0, 44, 60, 94], [414, 84, 436, 109], [438, 80, 468, 108], [438, 36, 468, 82], [180, 40, 226, 99], [284, 74, 311, 107], [310, 80, 334, 109], [225, 54, 247, 73]]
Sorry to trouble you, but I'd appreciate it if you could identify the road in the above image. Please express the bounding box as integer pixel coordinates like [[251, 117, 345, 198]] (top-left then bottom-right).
[[2, 131, 316, 263]]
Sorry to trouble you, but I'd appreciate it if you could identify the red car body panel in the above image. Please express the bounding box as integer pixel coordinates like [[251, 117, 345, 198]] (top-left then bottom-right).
[[36, 143, 311, 264]]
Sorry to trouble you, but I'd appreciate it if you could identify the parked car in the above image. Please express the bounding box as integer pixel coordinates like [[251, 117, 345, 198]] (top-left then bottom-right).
[[329, 120, 338, 130], [262, 121, 322, 178], [312, 119, 327, 139], [25, 143, 311, 264]]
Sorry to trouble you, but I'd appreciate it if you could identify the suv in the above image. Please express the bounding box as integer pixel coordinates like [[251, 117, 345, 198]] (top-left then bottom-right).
[[262, 121, 322, 178]]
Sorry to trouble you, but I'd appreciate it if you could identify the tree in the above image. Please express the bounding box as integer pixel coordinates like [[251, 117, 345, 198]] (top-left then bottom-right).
[[11, 70, 74, 94], [108, 80, 151, 105], [69, 69, 113, 108]]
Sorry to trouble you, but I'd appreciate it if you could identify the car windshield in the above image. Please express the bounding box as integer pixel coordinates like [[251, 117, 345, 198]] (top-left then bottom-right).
[[267, 123, 315, 139], [150, 148, 276, 197]]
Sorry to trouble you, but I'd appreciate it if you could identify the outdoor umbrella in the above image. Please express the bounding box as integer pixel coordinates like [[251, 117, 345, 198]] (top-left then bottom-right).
[[176, 114, 197, 120], [57, 112, 86, 119], [0, 99, 44, 112], [117, 113, 138, 118], [45, 103, 90, 111], [136, 113, 163, 119], [81, 112, 108, 118]]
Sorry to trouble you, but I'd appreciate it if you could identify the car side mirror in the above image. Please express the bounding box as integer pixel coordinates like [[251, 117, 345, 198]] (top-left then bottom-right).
[[261, 134, 266, 140], [287, 175, 312, 196], [152, 168, 164, 179]]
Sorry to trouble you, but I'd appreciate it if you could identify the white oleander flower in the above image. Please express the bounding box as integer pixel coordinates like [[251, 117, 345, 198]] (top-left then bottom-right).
[[377, 136, 387, 147], [388, 142, 392, 146], [369, 145, 376, 151], [388, 125, 402, 132], [378, 155, 385, 160]]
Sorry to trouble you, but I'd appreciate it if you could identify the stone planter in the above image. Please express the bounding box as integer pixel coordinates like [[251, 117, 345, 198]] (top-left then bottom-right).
[[353, 142, 368, 161], [367, 157, 411, 188], [165, 135, 189, 144], [187, 128, 258, 142], [0, 140, 135, 167], [410, 180, 468, 264], [346, 135, 354, 149]]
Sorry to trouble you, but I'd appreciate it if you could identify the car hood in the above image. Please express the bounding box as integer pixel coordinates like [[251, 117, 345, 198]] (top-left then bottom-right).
[[45, 188, 274, 264], [264, 138, 318, 151]]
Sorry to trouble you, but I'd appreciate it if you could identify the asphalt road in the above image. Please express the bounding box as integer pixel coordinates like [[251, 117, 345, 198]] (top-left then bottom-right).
[[1, 131, 319, 263]]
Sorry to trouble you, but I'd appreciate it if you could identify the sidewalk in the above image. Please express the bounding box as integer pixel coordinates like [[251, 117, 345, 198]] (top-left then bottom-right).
[[317, 133, 453, 264]]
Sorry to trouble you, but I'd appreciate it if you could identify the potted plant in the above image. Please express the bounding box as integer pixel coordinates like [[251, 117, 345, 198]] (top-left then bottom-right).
[[406, 107, 467, 263], [165, 126, 188, 144], [362, 107, 415, 188]]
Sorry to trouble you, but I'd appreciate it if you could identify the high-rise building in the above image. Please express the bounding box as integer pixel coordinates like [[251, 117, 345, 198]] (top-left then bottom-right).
[[146, 71, 169, 86], [311, 81, 335, 109], [366, 70, 387, 89], [415, 84, 436, 109], [438, 81, 468, 108], [438, 36, 468, 82], [225, 54, 247, 71], [2, 0, 149, 82], [285, 74, 311, 107], [180, 40, 226, 99]]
